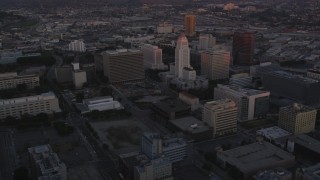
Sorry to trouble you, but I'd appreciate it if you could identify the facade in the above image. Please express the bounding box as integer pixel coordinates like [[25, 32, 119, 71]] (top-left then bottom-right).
[[184, 14, 196, 37], [141, 132, 188, 163], [182, 67, 196, 81], [0, 72, 39, 90], [278, 103, 317, 134], [102, 49, 145, 84], [134, 157, 173, 180], [68, 40, 86, 52], [296, 163, 320, 180], [217, 142, 295, 180], [201, 49, 230, 80], [199, 34, 216, 50], [72, 70, 87, 89], [156, 22, 173, 34], [175, 34, 192, 79], [307, 69, 320, 80], [28, 145, 67, 180], [261, 70, 320, 104], [178, 92, 199, 111], [203, 99, 238, 137], [83, 96, 122, 112], [232, 31, 255, 65], [0, 92, 60, 119], [141, 44, 167, 70], [214, 84, 270, 121], [54, 65, 73, 83]]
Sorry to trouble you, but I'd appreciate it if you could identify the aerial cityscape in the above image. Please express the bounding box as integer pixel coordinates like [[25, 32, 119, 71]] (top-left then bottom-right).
[[1, 0, 320, 180]]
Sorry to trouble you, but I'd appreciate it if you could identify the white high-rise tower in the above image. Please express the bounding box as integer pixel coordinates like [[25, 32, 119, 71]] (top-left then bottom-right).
[[175, 33, 191, 78]]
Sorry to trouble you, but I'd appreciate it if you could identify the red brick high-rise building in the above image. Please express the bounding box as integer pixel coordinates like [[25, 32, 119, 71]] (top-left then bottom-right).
[[232, 31, 256, 65], [184, 14, 196, 37]]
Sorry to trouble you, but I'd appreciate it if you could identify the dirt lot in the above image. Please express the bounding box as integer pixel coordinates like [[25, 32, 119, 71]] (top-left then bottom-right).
[[90, 118, 150, 153]]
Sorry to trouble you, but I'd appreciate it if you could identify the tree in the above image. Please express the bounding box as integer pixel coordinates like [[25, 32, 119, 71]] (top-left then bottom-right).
[[13, 167, 28, 180]]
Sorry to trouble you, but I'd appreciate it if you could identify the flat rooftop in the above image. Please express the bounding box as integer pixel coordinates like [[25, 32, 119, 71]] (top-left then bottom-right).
[[170, 116, 210, 134], [281, 103, 315, 114], [217, 84, 270, 96], [271, 70, 319, 83], [218, 142, 295, 173], [256, 126, 291, 140], [153, 99, 190, 113], [294, 134, 320, 154]]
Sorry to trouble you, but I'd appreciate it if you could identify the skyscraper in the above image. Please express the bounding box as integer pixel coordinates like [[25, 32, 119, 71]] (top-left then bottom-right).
[[199, 34, 216, 50], [184, 14, 196, 37], [201, 49, 230, 80], [141, 44, 166, 70], [232, 31, 255, 65], [175, 34, 191, 79], [68, 40, 86, 52], [102, 49, 145, 84]]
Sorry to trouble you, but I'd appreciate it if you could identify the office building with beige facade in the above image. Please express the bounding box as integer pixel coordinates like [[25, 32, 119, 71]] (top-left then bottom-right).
[[278, 103, 317, 135], [203, 99, 238, 137], [0, 91, 60, 119], [102, 49, 145, 84], [0, 72, 39, 90]]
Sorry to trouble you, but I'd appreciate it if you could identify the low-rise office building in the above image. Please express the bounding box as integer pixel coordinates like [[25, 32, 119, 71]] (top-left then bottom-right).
[[0, 72, 39, 90], [203, 99, 238, 137], [83, 96, 122, 112], [214, 84, 270, 121], [278, 103, 317, 134], [28, 144, 67, 180], [217, 142, 295, 180], [0, 91, 60, 119], [141, 132, 188, 163]]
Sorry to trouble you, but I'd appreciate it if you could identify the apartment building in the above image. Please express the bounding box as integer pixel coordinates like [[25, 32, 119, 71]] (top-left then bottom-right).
[[0, 72, 39, 90], [0, 91, 60, 119]]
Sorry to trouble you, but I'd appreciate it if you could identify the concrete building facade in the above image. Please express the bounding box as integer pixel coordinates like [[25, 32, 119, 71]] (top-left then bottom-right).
[[68, 40, 86, 52], [278, 103, 317, 134], [0, 72, 39, 90], [175, 34, 192, 79], [102, 49, 145, 84], [0, 92, 60, 119], [199, 34, 216, 50], [214, 84, 270, 121], [203, 99, 238, 137]]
